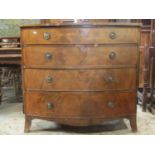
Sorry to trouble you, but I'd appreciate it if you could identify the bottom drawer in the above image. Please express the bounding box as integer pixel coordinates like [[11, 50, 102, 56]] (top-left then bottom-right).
[[25, 92, 136, 118]]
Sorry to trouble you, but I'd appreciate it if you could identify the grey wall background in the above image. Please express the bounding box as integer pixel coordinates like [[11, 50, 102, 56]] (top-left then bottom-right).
[[0, 19, 40, 37]]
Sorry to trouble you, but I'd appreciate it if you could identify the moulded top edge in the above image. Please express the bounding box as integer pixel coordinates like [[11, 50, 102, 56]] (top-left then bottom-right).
[[21, 22, 142, 28]]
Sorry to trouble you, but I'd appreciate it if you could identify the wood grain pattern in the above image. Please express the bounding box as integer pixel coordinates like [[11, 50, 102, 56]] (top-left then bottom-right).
[[24, 68, 137, 91], [23, 45, 138, 67], [25, 92, 136, 118], [21, 22, 141, 132], [21, 27, 139, 44]]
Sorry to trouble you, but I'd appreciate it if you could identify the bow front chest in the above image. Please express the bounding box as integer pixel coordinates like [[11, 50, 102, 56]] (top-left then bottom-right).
[[21, 23, 141, 132]]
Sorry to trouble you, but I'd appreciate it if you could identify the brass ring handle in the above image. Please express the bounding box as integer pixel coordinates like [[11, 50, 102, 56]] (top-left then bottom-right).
[[105, 76, 114, 83], [47, 102, 54, 109], [109, 32, 116, 39], [109, 52, 116, 60], [45, 52, 52, 60], [107, 101, 115, 108], [46, 76, 53, 83], [44, 32, 51, 40]]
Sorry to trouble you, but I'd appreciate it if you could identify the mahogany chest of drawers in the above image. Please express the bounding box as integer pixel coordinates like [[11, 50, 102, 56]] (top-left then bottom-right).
[[21, 23, 141, 132]]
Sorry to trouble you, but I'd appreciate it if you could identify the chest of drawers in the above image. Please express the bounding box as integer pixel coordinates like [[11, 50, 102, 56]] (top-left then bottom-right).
[[21, 23, 141, 132]]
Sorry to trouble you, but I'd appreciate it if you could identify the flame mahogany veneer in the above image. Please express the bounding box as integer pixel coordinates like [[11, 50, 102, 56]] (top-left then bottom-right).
[[21, 23, 141, 132]]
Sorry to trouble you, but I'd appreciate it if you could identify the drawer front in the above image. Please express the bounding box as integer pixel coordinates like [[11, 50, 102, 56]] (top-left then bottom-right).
[[22, 27, 139, 44], [24, 68, 136, 91], [25, 92, 136, 117], [23, 46, 138, 67]]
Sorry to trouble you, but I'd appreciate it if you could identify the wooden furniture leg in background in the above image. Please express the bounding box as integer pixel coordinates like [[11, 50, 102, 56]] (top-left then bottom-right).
[[148, 49, 155, 114], [0, 68, 2, 104], [12, 69, 21, 102], [150, 57, 154, 107], [142, 46, 150, 111]]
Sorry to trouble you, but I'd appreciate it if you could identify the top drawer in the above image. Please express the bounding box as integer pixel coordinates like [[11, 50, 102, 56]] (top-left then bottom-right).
[[21, 27, 140, 44]]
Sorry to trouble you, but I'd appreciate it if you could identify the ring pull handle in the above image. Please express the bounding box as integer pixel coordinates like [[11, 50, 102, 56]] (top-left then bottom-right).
[[47, 102, 54, 109], [45, 52, 52, 60], [44, 32, 51, 40], [109, 32, 116, 39], [109, 52, 116, 60], [105, 76, 114, 83], [45, 76, 53, 83], [107, 101, 115, 108]]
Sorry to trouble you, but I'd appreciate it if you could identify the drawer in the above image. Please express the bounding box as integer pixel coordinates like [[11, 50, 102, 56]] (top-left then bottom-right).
[[23, 46, 138, 67], [21, 27, 139, 44], [25, 92, 136, 117], [24, 68, 136, 91]]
